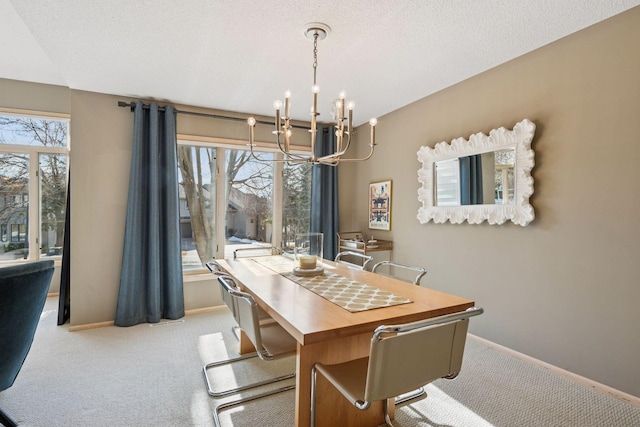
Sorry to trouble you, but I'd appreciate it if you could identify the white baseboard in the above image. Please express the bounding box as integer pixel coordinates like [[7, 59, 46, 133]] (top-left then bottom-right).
[[468, 334, 640, 408]]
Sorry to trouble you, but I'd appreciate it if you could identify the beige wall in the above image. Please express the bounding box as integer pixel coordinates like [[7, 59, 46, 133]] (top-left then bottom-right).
[[341, 8, 640, 397]]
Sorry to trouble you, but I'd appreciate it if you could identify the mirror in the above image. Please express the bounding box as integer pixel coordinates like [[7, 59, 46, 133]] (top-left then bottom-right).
[[417, 119, 536, 225]]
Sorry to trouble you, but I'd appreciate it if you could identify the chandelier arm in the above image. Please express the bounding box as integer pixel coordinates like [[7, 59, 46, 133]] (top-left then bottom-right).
[[325, 145, 376, 163], [316, 132, 351, 161], [275, 131, 289, 155]]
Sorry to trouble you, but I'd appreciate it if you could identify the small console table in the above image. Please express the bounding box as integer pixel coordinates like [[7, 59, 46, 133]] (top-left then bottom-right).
[[336, 231, 393, 257]]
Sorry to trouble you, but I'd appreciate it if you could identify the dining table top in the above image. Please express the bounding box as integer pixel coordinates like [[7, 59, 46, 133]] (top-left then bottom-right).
[[216, 255, 474, 346]]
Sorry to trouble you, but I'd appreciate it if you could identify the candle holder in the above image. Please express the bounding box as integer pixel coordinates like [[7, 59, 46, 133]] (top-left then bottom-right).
[[293, 232, 324, 276]]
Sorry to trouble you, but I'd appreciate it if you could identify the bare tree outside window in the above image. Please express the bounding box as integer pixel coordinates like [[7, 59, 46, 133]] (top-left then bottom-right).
[[283, 162, 311, 251]]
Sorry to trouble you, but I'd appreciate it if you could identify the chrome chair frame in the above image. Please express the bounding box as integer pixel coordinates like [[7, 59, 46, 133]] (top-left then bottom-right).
[[310, 307, 484, 427], [205, 276, 296, 427], [233, 246, 282, 259], [334, 251, 373, 270], [371, 260, 427, 286]]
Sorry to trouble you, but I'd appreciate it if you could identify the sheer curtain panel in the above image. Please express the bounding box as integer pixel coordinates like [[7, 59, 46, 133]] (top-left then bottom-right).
[[115, 102, 184, 326]]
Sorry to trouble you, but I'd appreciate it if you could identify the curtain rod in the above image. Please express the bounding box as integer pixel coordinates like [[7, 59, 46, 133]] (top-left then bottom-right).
[[117, 101, 313, 130]]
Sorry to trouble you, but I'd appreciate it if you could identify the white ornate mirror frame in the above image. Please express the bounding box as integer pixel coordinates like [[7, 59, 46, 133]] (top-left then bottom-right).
[[417, 119, 536, 226]]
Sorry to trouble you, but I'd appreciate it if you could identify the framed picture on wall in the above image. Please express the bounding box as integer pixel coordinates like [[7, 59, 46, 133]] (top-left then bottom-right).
[[369, 180, 392, 231]]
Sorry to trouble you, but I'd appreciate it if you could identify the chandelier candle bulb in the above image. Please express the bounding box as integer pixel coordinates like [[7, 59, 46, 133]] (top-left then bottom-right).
[[273, 100, 283, 134], [348, 106, 353, 133], [247, 117, 256, 145], [369, 118, 377, 145], [285, 91, 291, 118], [312, 85, 319, 116], [338, 91, 346, 119]]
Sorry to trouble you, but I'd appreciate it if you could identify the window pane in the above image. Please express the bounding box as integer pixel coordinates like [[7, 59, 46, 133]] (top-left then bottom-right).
[[177, 145, 217, 271], [282, 162, 311, 253], [225, 150, 273, 257], [0, 115, 68, 147], [0, 152, 30, 260], [435, 158, 461, 206], [40, 153, 68, 258]]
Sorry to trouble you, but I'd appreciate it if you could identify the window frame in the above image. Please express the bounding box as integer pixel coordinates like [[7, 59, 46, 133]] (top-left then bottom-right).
[[0, 108, 70, 266], [177, 134, 311, 275]]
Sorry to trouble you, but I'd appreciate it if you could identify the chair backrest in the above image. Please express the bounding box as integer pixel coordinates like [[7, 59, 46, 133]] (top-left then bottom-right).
[[0, 260, 55, 391], [233, 246, 281, 259], [217, 275, 240, 321], [364, 307, 483, 402], [205, 260, 225, 275], [217, 276, 270, 359], [334, 251, 373, 270], [371, 261, 427, 285]]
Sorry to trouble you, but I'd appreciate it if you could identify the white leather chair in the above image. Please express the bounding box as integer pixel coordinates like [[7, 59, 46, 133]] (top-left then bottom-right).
[[310, 307, 483, 427], [205, 276, 297, 427], [334, 251, 373, 270]]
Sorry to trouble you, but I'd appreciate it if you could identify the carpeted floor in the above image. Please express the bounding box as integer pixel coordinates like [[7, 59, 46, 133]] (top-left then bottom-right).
[[1, 298, 638, 427]]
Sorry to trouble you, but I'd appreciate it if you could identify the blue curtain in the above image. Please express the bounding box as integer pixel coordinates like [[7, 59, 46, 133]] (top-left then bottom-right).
[[115, 102, 184, 327], [310, 125, 339, 260], [57, 172, 70, 325], [460, 154, 484, 205]]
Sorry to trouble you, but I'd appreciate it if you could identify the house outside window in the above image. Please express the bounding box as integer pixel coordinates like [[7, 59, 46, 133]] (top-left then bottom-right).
[[0, 111, 69, 263]]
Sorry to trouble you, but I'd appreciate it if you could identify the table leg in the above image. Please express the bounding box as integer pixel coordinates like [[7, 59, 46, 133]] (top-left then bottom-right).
[[238, 330, 256, 354]]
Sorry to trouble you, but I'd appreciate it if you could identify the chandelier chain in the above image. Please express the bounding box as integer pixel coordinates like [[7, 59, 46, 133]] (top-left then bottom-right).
[[313, 32, 318, 85]]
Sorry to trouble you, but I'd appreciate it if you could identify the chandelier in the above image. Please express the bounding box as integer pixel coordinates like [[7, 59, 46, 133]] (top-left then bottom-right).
[[247, 23, 377, 166]]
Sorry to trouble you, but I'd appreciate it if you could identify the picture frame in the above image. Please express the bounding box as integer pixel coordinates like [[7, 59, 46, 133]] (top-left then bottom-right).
[[369, 180, 392, 230]]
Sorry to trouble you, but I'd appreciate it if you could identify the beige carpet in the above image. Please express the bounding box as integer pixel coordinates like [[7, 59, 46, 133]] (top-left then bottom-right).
[[1, 298, 639, 426]]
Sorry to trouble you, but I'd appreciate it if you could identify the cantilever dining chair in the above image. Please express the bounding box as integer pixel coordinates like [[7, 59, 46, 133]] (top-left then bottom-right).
[[334, 251, 373, 270], [310, 307, 484, 427], [205, 276, 297, 427]]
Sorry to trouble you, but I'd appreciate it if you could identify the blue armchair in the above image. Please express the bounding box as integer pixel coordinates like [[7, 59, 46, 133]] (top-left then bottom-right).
[[0, 260, 55, 427]]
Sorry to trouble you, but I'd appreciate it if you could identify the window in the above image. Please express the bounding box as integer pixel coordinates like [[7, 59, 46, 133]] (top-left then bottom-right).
[[177, 138, 311, 272], [0, 111, 69, 263], [434, 158, 461, 207], [177, 145, 217, 271], [282, 162, 311, 253]]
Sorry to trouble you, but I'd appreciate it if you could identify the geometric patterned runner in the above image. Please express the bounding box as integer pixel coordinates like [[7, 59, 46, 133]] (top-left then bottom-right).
[[253, 256, 412, 312]]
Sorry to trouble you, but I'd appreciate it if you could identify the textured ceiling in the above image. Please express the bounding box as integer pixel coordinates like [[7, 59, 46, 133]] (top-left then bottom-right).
[[1, 1, 639, 125]]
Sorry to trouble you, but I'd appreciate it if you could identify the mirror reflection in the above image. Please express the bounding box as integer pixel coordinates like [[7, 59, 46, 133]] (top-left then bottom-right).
[[434, 149, 515, 206]]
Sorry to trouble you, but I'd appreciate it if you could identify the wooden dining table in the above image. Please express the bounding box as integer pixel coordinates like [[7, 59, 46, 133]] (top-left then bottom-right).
[[216, 256, 474, 427]]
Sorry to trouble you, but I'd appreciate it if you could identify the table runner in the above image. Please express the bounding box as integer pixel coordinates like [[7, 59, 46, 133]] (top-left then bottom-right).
[[252, 256, 412, 313]]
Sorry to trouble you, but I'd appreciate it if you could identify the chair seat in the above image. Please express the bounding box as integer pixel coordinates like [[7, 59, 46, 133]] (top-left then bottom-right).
[[316, 357, 369, 406]]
